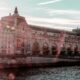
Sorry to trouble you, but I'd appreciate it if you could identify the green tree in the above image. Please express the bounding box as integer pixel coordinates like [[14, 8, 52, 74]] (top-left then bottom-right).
[[73, 28, 80, 36]]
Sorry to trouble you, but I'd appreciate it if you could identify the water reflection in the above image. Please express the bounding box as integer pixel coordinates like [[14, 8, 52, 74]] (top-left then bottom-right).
[[0, 66, 80, 80], [0, 68, 25, 80]]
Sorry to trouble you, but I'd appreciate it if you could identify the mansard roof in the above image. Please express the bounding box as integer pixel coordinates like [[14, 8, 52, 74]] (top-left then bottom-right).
[[29, 25, 76, 35]]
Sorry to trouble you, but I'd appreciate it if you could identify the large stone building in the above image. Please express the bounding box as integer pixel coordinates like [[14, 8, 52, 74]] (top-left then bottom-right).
[[0, 7, 80, 56]]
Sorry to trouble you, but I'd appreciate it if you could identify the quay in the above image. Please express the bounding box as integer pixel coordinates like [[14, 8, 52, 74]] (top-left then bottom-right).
[[0, 55, 80, 68]]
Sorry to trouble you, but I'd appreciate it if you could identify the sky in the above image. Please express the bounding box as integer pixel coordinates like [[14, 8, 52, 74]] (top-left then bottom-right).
[[0, 0, 80, 31]]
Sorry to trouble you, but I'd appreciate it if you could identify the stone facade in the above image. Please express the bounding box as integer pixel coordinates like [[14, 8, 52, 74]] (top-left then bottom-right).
[[0, 7, 80, 56]]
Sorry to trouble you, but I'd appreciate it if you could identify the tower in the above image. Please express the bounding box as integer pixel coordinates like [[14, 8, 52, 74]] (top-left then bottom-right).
[[13, 7, 19, 16]]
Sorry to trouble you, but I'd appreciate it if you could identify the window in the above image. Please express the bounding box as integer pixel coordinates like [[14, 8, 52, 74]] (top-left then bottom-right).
[[32, 41, 40, 55]]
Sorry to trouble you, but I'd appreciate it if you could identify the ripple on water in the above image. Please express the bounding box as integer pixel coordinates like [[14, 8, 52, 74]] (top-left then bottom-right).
[[24, 66, 80, 80], [0, 66, 80, 80]]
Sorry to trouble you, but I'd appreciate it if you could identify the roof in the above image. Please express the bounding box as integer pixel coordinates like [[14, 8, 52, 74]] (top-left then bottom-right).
[[29, 24, 76, 35]]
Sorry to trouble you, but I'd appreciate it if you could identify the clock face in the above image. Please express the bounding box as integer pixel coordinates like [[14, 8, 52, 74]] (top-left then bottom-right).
[[6, 25, 15, 31], [6, 25, 10, 29], [11, 27, 15, 30]]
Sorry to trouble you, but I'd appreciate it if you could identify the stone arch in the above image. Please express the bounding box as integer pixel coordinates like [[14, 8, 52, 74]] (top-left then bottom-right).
[[20, 42, 25, 54], [66, 44, 73, 56], [74, 45, 79, 56], [32, 41, 40, 55], [20, 41, 31, 55], [42, 42, 50, 55], [51, 43, 58, 55], [25, 43, 31, 55], [60, 45, 67, 56], [15, 37, 24, 54]]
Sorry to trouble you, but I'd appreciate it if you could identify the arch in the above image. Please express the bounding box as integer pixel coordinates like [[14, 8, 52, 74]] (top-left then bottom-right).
[[19, 42, 25, 54], [51, 44, 57, 56], [19, 42, 31, 55], [32, 41, 40, 55], [25, 43, 31, 55], [74, 45, 79, 56], [60, 46, 67, 56], [15, 37, 24, 54], [42, 42, 50, 55], [66, 45, 73, 56]]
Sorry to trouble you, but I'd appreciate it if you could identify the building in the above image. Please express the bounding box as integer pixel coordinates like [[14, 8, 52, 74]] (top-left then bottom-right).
[[0, 7, 32, 55], [0, 7, 80, 56]]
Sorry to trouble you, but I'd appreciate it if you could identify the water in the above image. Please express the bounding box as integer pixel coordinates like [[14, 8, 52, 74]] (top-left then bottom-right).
[[0, 66, 80, 80]]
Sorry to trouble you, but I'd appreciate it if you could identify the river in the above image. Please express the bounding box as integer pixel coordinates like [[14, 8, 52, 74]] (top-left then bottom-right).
[[0, 66, 80, 80]]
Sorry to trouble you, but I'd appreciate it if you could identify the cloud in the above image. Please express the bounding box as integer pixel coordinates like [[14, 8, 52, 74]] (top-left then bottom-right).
[[0, 7, 9, 11], [27, 16, 80, 24], [0, 7, 10, 18], [0, 0, 10, 18], [38, 0, 62, 5], [28, 21, 73, 31], [26, 16, 80, 31], [34, 8, 80, 20], [48, 9, 80, 15], [38, 8, 80, 15]]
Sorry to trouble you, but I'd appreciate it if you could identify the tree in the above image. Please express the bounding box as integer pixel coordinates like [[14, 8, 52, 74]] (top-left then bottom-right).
[[73, 28, 80, 36]]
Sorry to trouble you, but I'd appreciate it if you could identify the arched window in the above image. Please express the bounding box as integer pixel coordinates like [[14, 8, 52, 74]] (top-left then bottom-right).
[[74, 46, 79, 56], [60, 46, 66, 56], [32, 41, 40, 55], [25, 43, 31, 55], [66, 46, 73, 56], [15, 38, 24, 54], [16, 43, 26, 55], [51, 44, 57, 55], [42, 42, 50, 55]]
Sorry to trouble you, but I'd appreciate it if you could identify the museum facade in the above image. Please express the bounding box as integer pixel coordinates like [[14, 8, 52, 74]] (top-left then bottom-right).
[[0, 7, 80, 56]]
